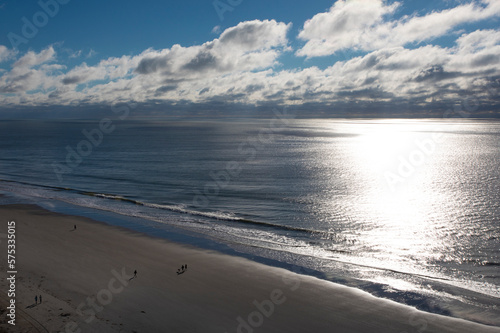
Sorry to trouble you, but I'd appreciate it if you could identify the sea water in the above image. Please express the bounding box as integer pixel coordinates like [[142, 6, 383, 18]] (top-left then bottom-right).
[[0, 118, 499, 325]]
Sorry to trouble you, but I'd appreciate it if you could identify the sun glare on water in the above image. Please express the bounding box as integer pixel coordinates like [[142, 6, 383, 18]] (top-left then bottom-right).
[[326, 120, 450, 272]]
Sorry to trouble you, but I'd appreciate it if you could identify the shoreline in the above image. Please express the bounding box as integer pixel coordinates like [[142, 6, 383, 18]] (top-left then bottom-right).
[[1, 203, 499, 332], [1, 176, 500, 327]]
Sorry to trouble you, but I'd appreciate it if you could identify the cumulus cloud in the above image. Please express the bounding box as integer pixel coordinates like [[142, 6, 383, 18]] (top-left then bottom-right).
[[455, 29, 500, 52], [297, 0, 500, 57], [0, 47, 58, 94], [135, 19, 291, 79], [297, 0, 398, 57], [12, 47, 56, 68], [61, 55, 138, 86]]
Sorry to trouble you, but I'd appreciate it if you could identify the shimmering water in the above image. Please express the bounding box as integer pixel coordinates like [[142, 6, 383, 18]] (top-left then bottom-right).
[[1, 118, 499, 325]]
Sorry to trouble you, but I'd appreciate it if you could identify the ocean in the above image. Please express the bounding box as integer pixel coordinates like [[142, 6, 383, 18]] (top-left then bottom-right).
[[1, 117, 499, 326]]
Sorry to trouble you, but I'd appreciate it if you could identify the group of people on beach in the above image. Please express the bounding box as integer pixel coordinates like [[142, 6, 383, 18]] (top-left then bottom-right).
[[130, 266, 187, 277], [177, 264, 188, 275]]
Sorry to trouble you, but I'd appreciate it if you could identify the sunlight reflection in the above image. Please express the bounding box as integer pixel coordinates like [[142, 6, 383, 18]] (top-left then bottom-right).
[[338, 121, 445, 266], [309, 120, 483, 282], [301, 119, 499, 306]]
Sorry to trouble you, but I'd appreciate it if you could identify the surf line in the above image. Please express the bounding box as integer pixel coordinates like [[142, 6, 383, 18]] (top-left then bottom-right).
[[52, 103, 135, 183]]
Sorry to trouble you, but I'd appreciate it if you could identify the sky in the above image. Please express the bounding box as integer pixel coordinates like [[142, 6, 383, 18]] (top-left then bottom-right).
[[0, 0, 499, 118]]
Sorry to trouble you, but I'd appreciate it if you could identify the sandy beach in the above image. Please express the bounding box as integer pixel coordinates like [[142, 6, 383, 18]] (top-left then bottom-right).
[[0, 203, 498, 333]]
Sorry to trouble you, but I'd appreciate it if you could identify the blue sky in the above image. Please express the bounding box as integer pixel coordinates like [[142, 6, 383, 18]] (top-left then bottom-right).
[[0, 0, 499, 117]]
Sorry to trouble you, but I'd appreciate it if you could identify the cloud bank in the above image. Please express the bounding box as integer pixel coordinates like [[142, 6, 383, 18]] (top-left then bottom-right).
[[1, 1, 499, 117]]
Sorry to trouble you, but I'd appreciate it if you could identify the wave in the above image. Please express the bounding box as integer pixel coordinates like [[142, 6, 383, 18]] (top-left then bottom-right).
[[87, 192, 340, 237], [483, 262, 500, 267], [0, 178, 338, 238]]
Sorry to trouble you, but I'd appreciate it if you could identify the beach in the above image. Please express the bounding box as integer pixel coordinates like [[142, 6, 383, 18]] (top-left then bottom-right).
[[0, 204, 498, 333]]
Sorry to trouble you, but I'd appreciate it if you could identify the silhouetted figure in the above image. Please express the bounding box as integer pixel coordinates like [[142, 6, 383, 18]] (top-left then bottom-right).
[[74, 225, 77, 230], [40, 295, 42, 303], [129, 269, 137, 281], [177, 264, 189, 275], [35, 296, 38, 304]]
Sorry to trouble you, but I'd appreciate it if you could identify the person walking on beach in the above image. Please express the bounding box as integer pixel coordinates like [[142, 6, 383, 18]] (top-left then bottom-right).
[[74, 225, 77, 230], [134, 270, 137, 277], [35, 295, 37, 304]]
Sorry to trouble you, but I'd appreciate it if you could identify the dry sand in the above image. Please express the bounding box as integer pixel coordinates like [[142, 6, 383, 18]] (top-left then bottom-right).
[[0, 204, 499, 333]]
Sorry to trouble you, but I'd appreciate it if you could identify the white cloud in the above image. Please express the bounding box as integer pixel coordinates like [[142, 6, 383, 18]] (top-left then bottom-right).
[[61, 54, 138, 86], [455, 28, 500, 52], [86, 49, 97, 58], [0, 20, 291, 106], [297, 0, 500, 57], [0, 47, 58, 94], [0, 45, 16, 63], [0, 20, 499, 113], [449, 29, 500, 71], [212, 25, 221, 34], [69, 50, 82, 58], [135, 19, 291, 79], [297, 0, 398, 57], [12, 47, 55, 69]]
